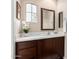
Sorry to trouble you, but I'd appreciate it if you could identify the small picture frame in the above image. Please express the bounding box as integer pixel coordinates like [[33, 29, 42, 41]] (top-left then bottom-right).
[[16, 1, 21, 20]]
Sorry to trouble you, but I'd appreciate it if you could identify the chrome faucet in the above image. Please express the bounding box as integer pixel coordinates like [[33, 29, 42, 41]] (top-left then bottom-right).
[[48, 31, 50, 35]]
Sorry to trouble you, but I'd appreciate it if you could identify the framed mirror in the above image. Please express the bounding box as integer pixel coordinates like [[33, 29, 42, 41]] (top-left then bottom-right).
[[41, 8, 55, 30], [59, 12, 63, 28], [16, 1, 21, 20]]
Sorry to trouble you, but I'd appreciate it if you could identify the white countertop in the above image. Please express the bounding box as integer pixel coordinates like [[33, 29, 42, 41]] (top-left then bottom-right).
[[16, 32, 65, 42]]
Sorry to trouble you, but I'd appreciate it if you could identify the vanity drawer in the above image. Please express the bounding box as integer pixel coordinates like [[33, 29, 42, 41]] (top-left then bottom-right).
[[17, 47, 36, 57], [16, 41, 36, 50]]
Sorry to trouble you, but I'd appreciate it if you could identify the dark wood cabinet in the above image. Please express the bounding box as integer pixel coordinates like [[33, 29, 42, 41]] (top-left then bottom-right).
[[37, 37, 64, 58], [16, 41, 37, 59], [55, 37, 64, 57], [16, 36, 65, 59]]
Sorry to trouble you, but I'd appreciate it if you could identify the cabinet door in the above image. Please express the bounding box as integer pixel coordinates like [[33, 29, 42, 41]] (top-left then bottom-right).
[[55, 37, 64, 56], [42, 38, 56, 55], [37, 37, 64, 58], [37, 38, 56, 57]]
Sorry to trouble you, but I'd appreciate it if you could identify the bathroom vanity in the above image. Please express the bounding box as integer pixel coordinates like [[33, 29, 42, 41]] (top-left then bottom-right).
[[15, 0, 67, 59], [16, 33, 65, 59]]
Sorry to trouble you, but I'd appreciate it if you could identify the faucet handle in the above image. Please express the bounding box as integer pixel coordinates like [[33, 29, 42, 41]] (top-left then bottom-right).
[[48, 31, 50, 35]]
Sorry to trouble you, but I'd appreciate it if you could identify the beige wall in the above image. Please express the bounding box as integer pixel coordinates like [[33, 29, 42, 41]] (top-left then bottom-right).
[[20, 0, 57, 32], [57, 0, 67, 17]]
